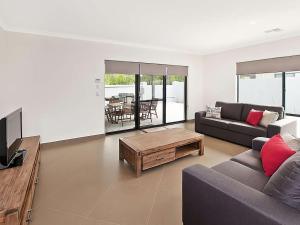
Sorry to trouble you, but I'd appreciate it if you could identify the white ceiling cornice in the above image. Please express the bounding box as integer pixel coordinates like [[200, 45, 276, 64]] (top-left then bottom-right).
[[3, 24, 202, 56]]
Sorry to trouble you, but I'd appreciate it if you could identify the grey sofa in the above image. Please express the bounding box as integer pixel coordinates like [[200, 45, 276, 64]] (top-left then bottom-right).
[[182, 137, 300, 225], [195, 101, 297, 147]]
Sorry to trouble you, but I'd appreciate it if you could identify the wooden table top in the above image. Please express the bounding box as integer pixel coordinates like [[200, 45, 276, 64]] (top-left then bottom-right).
[[0, 136, 40, 220], [107, 102, 123, 107], [120, 128, 203, 154]]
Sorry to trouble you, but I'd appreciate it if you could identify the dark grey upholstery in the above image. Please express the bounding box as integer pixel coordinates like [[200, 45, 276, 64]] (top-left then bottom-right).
[[228, 122, 267, 137], [264, 152, 300, 210], [197, 117, 233, 129], [195, 101, 297, 147], [231, 150, 263, 171], [196, 123, 256, 147], [183, 165, 300, 225], [252, 137, 269, 151], [216, 101, 244, 121], [213, 160, 268, 191], [182, 137, 300, 225]]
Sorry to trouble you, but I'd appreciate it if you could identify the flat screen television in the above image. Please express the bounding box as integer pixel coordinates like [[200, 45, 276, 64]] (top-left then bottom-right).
[[0, 108, 23, 166]]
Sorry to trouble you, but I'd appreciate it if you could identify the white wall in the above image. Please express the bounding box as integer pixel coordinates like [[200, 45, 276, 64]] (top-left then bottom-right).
[[0, 26, 6, 82], [1, 30, 204, 143], [202, 36, 300, 107]]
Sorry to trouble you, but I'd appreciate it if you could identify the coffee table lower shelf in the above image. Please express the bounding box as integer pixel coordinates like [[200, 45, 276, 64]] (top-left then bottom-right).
[[119, 135, 204, 177]]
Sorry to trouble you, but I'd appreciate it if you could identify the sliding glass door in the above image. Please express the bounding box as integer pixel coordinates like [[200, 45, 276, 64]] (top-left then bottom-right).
[[104, 61, 188, 133], [139, 75, 163, 127], [104, 74, 136, 133], [166, 75, 186, 123]]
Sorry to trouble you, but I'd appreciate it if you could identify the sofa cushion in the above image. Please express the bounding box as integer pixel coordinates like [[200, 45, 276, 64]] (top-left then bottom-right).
[[213, 160, 269, 191], [283, 134, 300, 151], [197, 117, 233, 129], [215, 101, 244, 121], [205, 106, 221, 119], [246, 109, 264, 126], [259, 110, 279, 128], [264, 151, 300, 210], [231, 150, 263, 172], [261, 134, 296, 177], [241, 103, 284, 121], [228, 122, 267, 137]]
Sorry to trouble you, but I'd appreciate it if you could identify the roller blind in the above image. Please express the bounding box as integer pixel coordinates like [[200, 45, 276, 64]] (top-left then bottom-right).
[[140, 63, 166, 75], [236, 55, 300, 75], [105, 60, 139, 75], [105, 60, 188, 76], [166, 65, 188, 76]]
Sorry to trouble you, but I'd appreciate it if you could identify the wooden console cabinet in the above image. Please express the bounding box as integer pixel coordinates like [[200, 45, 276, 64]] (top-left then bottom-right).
[[0, 136, 40, 225]]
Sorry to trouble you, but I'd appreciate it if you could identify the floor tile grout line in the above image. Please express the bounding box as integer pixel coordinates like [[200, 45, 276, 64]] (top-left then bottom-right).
[[85, 181, 115, 217], [44, 207, 121, 225], [145, 166, 166, 225]]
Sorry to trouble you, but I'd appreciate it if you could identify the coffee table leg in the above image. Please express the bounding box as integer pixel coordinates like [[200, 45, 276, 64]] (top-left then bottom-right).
[[119, 142, 125, 160], [135, 156, 142, 177], [199, 140, 204, 156]]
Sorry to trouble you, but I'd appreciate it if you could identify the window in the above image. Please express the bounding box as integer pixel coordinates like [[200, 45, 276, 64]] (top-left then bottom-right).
[[238, 72, 300, 116], [238, 73, 282, 106]]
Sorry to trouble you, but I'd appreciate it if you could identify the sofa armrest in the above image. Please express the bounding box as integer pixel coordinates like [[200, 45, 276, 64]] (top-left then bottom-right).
[[195, 111, 206, 132], [195, 111, 206, 118], [182, 164, 300, 225], [267, 118, 298, 137], [252, 137, 269, 151]]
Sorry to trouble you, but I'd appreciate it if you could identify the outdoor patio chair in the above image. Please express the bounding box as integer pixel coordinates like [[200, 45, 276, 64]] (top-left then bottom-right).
[[140, 101, 152, 122], [150, 99, 158, 118]]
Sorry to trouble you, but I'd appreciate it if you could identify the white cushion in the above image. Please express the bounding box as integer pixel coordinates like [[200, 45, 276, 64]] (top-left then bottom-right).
[[206, 106, 221, 119], [259, 110, 279, 127]]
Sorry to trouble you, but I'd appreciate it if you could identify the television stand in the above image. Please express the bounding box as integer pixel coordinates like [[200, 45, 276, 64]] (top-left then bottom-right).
[[0, 136, 40, 225], [0, 149, 27, 170]]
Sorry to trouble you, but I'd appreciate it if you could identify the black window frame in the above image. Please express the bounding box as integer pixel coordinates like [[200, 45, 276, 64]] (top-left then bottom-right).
[[237, 72, 300, 117]]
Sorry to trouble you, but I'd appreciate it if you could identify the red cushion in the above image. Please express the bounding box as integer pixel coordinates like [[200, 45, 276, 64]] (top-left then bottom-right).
[[261, 134, 296, 177], [246, 109, 263, 126]]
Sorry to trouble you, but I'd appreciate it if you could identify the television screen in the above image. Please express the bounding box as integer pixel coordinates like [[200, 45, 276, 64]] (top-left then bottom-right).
[[0, 108, 22, 166]]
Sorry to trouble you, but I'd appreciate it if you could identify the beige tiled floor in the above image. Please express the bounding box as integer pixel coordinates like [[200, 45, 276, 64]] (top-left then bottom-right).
[[31, 122, 247, 225]]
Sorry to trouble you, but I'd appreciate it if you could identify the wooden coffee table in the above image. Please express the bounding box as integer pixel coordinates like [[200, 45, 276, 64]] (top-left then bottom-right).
[[119, 128, 204, 177]]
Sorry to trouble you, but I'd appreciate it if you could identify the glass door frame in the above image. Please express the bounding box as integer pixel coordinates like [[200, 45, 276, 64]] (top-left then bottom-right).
[[106, 74, 187, 134]]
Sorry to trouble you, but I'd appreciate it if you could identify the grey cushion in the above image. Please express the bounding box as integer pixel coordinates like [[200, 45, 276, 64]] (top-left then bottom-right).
[[285, 136, 300, 151], [197, 117, 233, 129], [228, 122, 267, 137], [215, 101, 244, 121], [281, 134, 300, 151], [231, 150, 264, 172], [213, 160, 269, 191], [241, 103, 284, 121], [264, 152, 300, 210]]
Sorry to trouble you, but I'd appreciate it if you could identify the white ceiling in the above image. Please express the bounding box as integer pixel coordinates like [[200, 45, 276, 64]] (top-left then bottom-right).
[[1, 0, 300, 55]]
